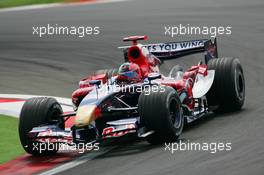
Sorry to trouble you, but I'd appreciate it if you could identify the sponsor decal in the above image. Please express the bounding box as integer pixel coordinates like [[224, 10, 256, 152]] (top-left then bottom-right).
[[102, 124, 136, 138], [143, 40, 205, 53]]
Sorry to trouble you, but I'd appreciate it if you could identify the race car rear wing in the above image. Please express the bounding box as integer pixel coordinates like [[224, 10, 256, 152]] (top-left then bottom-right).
[[119, 38, 218, 64]]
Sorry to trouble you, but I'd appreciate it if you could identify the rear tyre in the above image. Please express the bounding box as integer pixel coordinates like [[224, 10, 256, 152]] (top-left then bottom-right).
[[138, 86, 184, 144], [19, 97, 64, 156], [206, 57, 245, 112]]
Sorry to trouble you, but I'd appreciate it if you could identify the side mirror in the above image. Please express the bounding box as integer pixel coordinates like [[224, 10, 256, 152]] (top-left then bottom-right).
[[89, 80, 101, 87], [147, 73, 162, 81]]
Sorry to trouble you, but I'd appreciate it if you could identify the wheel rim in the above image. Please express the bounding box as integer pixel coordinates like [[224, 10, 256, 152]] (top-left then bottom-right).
[[48, 103, 64, 129], [169, 98, 182, 128], [235, 68, 245, 100]]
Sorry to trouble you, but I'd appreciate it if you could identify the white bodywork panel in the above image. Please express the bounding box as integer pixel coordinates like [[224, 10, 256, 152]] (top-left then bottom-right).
[[192, 70, 215, 98]]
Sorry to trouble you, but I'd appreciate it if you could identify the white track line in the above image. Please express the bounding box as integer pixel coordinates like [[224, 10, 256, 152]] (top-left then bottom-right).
[[38, 146, 117, 175], [0, 0, 130, 13], [0, 94, 73, 117], [0, 94, 72, 105], [0, 101, 25, 117]]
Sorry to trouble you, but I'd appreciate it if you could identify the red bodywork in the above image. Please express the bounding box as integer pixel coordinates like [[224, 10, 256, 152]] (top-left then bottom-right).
[[72, 36, 209, 111], [72, 73, 107, 106]]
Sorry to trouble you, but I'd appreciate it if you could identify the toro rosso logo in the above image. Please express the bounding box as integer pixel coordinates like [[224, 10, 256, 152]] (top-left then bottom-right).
[[102, 124, 136, 138]]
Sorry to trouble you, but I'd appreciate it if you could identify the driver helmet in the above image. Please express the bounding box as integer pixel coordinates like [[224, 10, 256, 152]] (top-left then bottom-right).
[[117, 62, 142, 83]]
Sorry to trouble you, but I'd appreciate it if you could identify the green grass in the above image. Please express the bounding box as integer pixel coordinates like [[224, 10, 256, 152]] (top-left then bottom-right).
[[0, 115, 25, 164], [0, 0, 66, 8]]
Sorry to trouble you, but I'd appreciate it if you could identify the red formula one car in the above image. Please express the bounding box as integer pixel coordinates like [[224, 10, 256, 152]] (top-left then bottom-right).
[[19, 36, 245, 155]]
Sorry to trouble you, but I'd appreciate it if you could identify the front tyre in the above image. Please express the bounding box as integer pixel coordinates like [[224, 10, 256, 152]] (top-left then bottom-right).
[[19, 97, 63, 156], [138, 86, 184, 144]]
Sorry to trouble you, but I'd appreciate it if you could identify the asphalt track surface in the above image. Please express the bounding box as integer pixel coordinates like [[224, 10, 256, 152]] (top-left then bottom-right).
[[0, 0, 264, 174]]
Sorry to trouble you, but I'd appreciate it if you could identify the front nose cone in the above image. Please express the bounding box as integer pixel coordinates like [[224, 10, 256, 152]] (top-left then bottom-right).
[[74, 105, 96, 127]]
